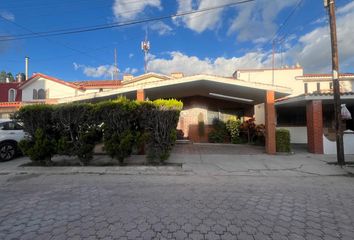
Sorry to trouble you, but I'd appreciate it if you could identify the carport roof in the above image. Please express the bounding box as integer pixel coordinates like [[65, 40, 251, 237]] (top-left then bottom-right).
[[59, 73, 293, 104], [276, 92, 354, 107]]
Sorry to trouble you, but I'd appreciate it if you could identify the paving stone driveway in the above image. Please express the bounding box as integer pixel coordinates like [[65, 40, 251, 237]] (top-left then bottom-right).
[[1, 174, 354, 240]]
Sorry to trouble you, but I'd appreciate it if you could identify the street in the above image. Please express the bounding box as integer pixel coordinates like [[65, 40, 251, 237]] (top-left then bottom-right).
[[1, 173, 354, 240]]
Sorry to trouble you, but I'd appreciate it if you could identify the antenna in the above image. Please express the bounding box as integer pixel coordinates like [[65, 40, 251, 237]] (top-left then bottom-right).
[[114, 48, 119, 80], [141, 27, 150, 74]]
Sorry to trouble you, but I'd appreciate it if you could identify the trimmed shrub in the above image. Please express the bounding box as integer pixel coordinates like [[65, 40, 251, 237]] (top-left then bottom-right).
[[53, 103, 100, 166], [276, 129, 291, 152], [226, 116, 242, 144], [18, 128, 56, 165], [14, 104, 57, 164], [141, 99, 183, 164], [14, 104, 55, 138], [94, 98, 139, 164], [208, 118, 228, 143], [14, 98, 183, 165]]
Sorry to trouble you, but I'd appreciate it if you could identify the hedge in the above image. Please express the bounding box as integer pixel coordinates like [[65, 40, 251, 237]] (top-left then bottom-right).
[[14, 98, 183, 165], [276, 129, 291, 153]]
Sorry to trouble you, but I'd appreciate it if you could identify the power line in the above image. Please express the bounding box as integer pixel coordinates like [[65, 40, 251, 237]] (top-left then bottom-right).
[[0, 15, 112, 65], [0, 0, 256, 41]]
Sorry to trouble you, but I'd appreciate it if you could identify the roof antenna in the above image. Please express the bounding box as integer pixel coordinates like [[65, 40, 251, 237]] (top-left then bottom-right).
[[141, 26, 150, 74], [113, 48, 119, 80]]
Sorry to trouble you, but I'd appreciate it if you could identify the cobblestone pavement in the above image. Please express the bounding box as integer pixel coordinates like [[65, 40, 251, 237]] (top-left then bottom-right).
[[1, 174, 354, 240]]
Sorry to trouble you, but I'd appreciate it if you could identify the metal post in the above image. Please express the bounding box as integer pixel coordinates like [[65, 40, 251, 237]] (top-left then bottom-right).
[[326, 0, 345, 165]]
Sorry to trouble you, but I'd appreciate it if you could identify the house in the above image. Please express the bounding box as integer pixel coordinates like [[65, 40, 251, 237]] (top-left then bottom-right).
[[1, 68, 353, 155], [0, 73, 122, 118], [276, 73, 354, 154]]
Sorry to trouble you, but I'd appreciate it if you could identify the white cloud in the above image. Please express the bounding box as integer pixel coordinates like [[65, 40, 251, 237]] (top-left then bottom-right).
[[174, 0, 297, 42], [280, 2, 354, 72], [228, 0, 298, 42], [147, 1, 354, 76], [0, 10, 15, 21], [148, 51, 267, 76], [73, 63, 138, 78], [149, 21, 173, 35], [113, 0, 161, 20], [73, 62, 116, 78], [174, 0, 229, 33]]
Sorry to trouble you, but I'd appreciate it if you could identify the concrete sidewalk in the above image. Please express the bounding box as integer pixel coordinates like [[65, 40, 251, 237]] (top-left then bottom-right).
[[0, 151, 352, 177]]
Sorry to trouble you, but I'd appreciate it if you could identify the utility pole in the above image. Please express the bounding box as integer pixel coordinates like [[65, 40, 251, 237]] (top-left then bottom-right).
[[325, 0, 345, 165], [272, 40, 275, 85]]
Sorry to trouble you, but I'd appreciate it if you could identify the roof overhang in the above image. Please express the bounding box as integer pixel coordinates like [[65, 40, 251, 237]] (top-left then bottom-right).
[[59, 74, 292, 105], [276, 93, 354, 107]]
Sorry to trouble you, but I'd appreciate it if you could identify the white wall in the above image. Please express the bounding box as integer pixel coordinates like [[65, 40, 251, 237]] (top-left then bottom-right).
[[276, 126, 308, 144], [22, 77, 79, 101], [324, 133, 354, 154], [254, 103, 265, 124]]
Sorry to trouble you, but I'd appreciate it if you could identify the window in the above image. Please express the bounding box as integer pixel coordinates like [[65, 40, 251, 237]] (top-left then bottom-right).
[[8, 89, 16, 102], [38, 89, 46, 99], [304, 83, 308, 94], [0, 121, 23, 131], [317, 82, 321, 92], [33, 89, 38, 100]]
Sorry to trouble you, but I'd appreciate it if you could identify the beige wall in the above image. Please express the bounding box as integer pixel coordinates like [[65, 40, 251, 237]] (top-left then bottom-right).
[[236, 68, 304, 96]]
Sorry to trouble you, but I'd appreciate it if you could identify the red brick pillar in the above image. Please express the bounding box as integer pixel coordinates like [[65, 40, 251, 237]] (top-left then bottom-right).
[[265, 91, 276, 154], [306, 100, 323, 154], [136, 89, 145, 101]]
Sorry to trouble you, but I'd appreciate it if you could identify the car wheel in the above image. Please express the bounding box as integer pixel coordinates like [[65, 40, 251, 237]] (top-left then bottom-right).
[[0, 142, 16, 161]]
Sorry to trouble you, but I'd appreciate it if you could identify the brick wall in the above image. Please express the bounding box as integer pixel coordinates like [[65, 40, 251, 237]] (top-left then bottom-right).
[[306, 100, 324, 154], [177, 96, 254, 142]]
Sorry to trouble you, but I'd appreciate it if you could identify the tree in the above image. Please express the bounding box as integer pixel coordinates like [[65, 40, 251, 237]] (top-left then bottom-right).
[[0, 71, 7, 83], [6, 72, 15, 82], [0, 71, 16, 83]]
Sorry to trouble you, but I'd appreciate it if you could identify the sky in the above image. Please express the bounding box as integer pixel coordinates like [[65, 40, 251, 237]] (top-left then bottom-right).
[[0, 0, 353, 81]]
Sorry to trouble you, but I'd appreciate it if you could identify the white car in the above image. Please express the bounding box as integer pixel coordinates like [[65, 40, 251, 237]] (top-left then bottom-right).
[[0, 119, 26, 161]]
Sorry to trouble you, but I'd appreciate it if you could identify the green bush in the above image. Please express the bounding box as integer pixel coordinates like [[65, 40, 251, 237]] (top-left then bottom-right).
[[208, 118, 228, 143], [53, 103, 100, 165], [19, 128, 56, 165], [14, 98, 183, 165], [140, 99, 183, 164], [14, 104, 56, 138], [226, 116, 242, 144], [94, 98, 139, 164], [276, 129, 291, 152], [14, 104, 57, 164]]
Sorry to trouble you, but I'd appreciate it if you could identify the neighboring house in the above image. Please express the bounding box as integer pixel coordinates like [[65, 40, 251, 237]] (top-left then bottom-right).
[[0, 82, 22, 119], [0, 73, 122, 118], [276, 73, 354, 154]]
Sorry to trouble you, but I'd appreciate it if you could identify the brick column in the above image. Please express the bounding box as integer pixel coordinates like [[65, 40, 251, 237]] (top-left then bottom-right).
[[306, 100, 323, 154], [265, 90, 276, 154], [136, 89, 145, 101]]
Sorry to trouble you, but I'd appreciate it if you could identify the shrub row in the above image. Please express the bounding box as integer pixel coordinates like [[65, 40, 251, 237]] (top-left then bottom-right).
[[14, 98, 183, 165]]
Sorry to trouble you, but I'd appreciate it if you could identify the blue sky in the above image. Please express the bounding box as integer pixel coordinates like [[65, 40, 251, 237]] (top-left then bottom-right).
[[0, 0, 353, 81]]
